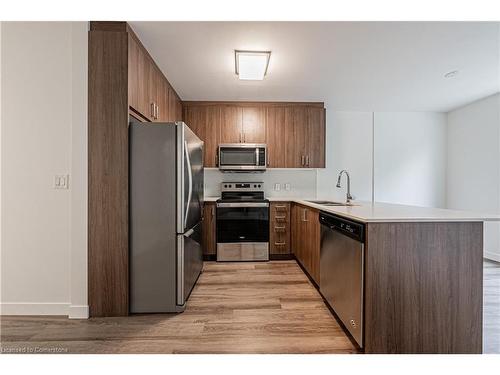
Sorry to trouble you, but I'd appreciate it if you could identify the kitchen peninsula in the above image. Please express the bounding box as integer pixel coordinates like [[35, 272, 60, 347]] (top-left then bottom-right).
[[204, 197, 499, 353]]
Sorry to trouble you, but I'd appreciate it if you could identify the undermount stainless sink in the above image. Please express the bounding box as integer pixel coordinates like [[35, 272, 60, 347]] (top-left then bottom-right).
[[305, 200, 356, 207]]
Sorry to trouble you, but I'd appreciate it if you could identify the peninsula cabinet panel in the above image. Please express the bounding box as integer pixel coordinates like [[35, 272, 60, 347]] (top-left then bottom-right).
[[265, 106, 286, 167], [221, 106, 243, 143], [364, 221, 483, 354], [242, 106, 266, 143]]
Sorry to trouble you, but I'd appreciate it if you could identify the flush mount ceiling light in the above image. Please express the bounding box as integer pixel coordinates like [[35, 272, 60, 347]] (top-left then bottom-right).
[[235, 50, 271, 80], [444, 70, 459, 78]]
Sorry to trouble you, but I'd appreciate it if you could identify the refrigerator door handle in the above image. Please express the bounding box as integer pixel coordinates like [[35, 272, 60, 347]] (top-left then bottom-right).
[[184, 140, 193, 230], [176, 235, 184, 305]]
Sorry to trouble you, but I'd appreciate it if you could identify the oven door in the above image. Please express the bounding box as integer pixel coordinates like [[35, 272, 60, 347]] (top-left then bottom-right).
[[216, 202, 269, 261], [218, 144, 266, 171]]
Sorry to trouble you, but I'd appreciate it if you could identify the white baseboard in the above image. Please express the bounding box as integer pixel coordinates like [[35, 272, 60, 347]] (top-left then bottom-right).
[[485, 251, 500, 263], [68, 304, 89, 319], [0, 302, 69, 316]]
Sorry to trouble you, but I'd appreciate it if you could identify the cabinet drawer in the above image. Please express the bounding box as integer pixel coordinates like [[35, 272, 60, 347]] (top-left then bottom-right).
[[269, 202, 291, 256]]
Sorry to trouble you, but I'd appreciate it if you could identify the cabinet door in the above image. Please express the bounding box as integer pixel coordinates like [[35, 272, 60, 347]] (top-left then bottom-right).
[[176, 100, 183, 122], [242, 106, 266, 143], [137, 47, 153, 120], [305, 107, 325, 168], [184, 105, 220, 168], [291, 204, 303, 265], [285, 106, 307, 168], [221, 106, 243, 143], [305, 208, 320, 284], [205, 106, 221, 167], [265, 106, 286, 167], [270, 202, 291, 255], [128, 36, 139, 113], [184, 105, 206, 141], [157, 74, 169, 122], [202, 203, 216, 256], [168, 87, 177, 122]]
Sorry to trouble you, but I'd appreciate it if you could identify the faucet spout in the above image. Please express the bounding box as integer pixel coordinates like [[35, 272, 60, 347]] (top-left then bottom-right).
[[336, 170, 353, 204]]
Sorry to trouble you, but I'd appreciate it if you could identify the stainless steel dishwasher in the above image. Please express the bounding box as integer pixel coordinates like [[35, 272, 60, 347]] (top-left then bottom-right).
[[319, 211, 365, 347]]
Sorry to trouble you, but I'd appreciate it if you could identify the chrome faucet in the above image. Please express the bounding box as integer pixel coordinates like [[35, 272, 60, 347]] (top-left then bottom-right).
[[336, 170, 353, 204]]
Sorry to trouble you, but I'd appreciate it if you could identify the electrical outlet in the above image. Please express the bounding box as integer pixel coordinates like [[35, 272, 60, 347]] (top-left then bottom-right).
[[54, 174, 69, 189], [284, 183, 291, 191], [274, 183, 281, 191]]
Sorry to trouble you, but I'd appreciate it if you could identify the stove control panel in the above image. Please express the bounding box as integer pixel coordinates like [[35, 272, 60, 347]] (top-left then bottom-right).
[[221, 182, 264, 192]]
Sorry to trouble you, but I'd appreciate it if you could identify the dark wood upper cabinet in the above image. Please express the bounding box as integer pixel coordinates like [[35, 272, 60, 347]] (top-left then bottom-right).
[[266, 106, 286, 167], [242, 106, 266, 143], [221, 106, 243, 143], [306, 106, 326, 168], [183, 105, 220, 168], [183, 102, 325, 168], [127, 33, 182, 123], [285, 106, 307, 168]]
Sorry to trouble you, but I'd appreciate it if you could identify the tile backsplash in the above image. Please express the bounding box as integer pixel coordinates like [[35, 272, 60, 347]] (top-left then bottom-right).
[[204, 168, 318, 198]]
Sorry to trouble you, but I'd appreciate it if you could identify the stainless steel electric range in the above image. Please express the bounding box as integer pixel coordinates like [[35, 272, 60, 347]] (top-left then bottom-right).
[[216, 182, 269, 261]]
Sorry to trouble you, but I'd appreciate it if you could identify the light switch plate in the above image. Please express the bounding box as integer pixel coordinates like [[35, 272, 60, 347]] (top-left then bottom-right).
[[274, 183, 281, 191], [54, 174, 69, 189], [284, 183, 291, 191]]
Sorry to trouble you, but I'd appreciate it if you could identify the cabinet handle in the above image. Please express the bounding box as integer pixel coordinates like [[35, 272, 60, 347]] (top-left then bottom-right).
[[239, 132, 242, 143], [211, 206, 215, 217], [275, 215, 286, 219], [243, 133, 246, 142], [302, 208, 308, 222], [156, 103, 159, 120], [274, 242, 286, 246], [300, 155, 305, 166], [274, 226, 286, 230], [306, 155, 310, 166], [151, 103, 155, 119]]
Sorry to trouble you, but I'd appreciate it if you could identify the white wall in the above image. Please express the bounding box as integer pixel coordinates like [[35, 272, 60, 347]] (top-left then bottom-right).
[[0, 22, 88, 317], [316, 111, 373, 202], [374, 112, 448, 208], [447, 93, 500, 261]]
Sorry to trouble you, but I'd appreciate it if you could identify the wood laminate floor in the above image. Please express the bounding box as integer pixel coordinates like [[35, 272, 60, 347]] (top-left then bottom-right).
[[1, 259, 499, 354], [0, 261, 358, 354]]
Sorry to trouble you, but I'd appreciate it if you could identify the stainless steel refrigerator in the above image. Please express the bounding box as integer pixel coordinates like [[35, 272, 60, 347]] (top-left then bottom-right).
[[130, 121, 204, 313]]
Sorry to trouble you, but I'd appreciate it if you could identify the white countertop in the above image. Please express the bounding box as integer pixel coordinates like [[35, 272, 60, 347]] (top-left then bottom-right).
[[204, 196, 500, 223]]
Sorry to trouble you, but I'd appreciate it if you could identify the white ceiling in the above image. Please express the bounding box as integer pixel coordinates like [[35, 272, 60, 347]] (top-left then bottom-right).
[[129, 22, 500, 112]]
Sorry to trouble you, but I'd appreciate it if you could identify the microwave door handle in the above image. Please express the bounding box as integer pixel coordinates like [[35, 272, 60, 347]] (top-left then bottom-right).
[[255, 148, 259, 166], [184, 141, 193, 229]]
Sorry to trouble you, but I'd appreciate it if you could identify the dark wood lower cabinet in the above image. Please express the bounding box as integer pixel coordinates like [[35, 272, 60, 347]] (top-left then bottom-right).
[[269, 202, 291, 259], [291, 203, 320, 285], [202, 202, 216, 259]]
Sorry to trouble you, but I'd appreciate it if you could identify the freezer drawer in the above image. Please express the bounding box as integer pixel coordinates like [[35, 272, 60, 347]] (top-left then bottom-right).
[[177, 221, 203, 306]]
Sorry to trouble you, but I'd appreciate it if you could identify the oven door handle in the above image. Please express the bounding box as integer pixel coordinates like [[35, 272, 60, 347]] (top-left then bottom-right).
[[216, 202, 269, 208]]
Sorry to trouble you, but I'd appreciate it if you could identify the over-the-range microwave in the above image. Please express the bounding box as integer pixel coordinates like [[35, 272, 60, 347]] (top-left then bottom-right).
[[218, 144, 267, 172]]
